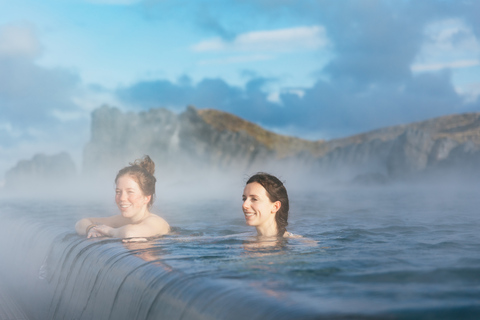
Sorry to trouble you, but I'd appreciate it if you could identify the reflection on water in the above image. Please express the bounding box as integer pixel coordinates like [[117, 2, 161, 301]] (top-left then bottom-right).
[[242, 236, 287, 253], [122, 240, 172, 271]]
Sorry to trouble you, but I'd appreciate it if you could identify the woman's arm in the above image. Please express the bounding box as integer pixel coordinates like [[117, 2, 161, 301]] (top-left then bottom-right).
[[75, 215, 127, 236], [105, 216, 170, 238], [76, 215, 169, 239], [75, 218, 95, 236], [92, 224, 147, 238]]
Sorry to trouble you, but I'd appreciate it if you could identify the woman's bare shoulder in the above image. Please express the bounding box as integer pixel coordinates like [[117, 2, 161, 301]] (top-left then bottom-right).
[[145, 214, 170, 234], [284, 231, 303, 238], [285, 232, 319, 246], [146, 213, 168, 224], [89, 214, 128, 227]]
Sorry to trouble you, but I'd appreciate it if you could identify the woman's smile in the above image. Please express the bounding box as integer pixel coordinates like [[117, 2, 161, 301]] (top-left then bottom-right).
[[115, 175, 150, 220], [242, 182, 278, 230], [244, 212, 255, 221]]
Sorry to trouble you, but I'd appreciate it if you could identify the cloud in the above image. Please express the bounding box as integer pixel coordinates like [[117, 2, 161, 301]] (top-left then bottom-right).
[[455, 82, 480, 103], [116, 77, 245, 112], [0, 54, 88, 178], [0, 23, 42, 59], [411, 59, 480, 72], [412, 19, 480, 71], [137, 0, 254, 40], [192, 26, 328, 53], [198, 54, 274, 66], [116, 68, 464, 140], [0, 23, 91, 178], [0, 56, 81, 125], [116, 1, 473, 140], [316, 2, 429, 85], [192, 2, 239, 41], [117, 1, 480, 139], [85, 0, 142, 5]]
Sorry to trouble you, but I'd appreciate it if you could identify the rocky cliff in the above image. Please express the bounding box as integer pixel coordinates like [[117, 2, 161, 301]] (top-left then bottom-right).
[[82, 105, 316, 180], [313, 112, 480, 182], [5, 106, 477, 194], [5, 152, 77, 190], [82, 105, 480, 184]]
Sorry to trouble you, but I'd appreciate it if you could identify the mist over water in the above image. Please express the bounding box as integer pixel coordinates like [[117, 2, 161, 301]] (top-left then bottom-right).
[[1, 175, 479, 319]]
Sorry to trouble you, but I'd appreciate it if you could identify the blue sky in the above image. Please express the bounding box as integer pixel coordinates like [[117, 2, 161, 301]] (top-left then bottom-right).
[[1, 0, 480, 181]]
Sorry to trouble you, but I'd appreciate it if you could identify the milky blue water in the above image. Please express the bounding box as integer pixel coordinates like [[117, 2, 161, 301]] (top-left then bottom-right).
[[1, 184, 480, 319], [158, 185, 480, 318]]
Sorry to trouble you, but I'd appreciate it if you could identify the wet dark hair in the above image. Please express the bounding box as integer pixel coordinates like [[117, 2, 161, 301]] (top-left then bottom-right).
[[115, 155, 156, 207], [246, 172, 289, 236]]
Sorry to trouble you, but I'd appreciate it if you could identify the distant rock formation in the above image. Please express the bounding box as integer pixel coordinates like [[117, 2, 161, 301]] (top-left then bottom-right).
[[7, 107, 478, 194], [5, 152, 77, 190], [315, 113, 480, 182], [82, 105, 323, 180], [82, 105, 480, 184]]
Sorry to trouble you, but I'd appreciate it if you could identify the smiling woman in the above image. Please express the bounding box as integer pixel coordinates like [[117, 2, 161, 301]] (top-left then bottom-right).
[[242, 172, 294, 237], [75, 155, 170, 240]]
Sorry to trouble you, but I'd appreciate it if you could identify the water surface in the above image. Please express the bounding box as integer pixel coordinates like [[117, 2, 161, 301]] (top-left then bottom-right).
[[1, 184, 479, 319]]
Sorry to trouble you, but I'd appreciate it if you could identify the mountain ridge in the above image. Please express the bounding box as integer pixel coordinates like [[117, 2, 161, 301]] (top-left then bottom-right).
[[198, 107, 480, 158], [5, 105, 480, 191], [197, 108, 328, 158]]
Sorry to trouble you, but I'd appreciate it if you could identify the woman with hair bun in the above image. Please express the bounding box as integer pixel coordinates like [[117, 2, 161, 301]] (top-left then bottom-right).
[[75, 155, 170, 240], [242, 172, 296, 237]]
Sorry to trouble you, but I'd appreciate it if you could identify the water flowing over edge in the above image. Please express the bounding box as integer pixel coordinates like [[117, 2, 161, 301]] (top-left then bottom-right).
[[0, 214, 329, 320]]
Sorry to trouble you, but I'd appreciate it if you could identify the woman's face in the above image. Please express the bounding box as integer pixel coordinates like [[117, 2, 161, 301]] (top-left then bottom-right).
[[242, 182, 279, 229], [115, 175, 151, 219]]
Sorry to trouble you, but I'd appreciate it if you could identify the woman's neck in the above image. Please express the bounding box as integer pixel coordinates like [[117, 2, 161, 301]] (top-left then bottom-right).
[[255, 219, 278, 237], [130, 207, 150, 224]]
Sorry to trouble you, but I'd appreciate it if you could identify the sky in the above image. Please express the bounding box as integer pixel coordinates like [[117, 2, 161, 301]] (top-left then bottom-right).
[[1, 0, 480, 181]]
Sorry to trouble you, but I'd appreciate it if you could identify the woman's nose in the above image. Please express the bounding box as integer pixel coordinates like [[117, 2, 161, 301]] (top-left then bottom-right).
[[242, 200, 249, 210]]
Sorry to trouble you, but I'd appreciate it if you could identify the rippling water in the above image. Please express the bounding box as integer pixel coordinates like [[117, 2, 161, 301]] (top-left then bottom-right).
[[159, 186, 480, 317], [1, 184, 480, 319]]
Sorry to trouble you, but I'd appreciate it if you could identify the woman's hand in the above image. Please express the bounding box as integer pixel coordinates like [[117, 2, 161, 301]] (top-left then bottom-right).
[[122, 237, 148, 243], [87, 224, 114, 238]]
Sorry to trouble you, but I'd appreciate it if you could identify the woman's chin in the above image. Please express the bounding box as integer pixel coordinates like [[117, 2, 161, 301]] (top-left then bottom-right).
[[121, 210, 133, 218]]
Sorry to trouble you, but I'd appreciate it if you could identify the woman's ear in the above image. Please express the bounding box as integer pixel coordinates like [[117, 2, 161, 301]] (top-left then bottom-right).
[[144, 195, 152, 205], [271, 201, 281, 214]]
